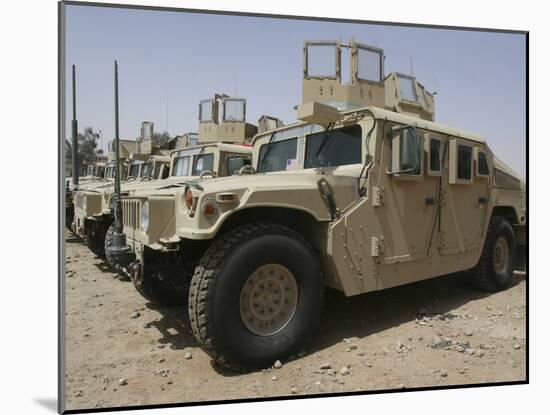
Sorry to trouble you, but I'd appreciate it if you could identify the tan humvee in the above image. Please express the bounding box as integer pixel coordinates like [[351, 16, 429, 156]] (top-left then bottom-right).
[[118, 39, 526, 371], [92, 95, 261, 266], [104, 95, 283, 274], [71, 153, 168, 251]]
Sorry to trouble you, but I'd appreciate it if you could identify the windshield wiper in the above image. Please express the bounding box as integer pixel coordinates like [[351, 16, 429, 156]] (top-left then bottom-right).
[[258, 131, 277, 171], [315, 123, 335, 158]]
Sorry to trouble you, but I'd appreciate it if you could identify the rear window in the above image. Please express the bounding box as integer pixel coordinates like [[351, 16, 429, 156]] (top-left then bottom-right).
[[192, 153, 215, 176], [305, 125, 362, 169]]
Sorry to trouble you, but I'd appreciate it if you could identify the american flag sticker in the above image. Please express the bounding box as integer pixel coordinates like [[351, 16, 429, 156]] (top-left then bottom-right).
[[286, 159, 299, 170]]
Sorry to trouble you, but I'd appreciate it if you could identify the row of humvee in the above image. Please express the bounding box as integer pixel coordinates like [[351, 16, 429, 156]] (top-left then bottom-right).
[[66, 39, 526, 371]]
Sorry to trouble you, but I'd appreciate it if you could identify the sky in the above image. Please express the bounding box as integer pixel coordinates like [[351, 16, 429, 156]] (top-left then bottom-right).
[[64, 4, 526, 177]]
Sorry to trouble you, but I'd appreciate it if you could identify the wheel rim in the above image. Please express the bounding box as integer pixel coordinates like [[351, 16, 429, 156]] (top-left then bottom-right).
[[493, 236, 509, 273], [239, 263, 299, 336]]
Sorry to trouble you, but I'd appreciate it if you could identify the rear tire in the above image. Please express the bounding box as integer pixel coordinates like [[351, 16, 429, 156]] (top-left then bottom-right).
[[83, 220, 105, 257], [104, 223, 116, 268], [469, 216, 516, 292], [104, 223, 130, 280], [188, 222, 324, 371]]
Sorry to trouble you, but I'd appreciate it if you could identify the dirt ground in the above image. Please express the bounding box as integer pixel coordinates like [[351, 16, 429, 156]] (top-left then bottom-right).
[[63, 230, 527, 411]]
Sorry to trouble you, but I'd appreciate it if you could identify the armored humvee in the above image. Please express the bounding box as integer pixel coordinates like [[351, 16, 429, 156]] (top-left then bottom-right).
[[72, 152, 169, 252], [105, 95, 281, 276], [116, 39, 526, 370]]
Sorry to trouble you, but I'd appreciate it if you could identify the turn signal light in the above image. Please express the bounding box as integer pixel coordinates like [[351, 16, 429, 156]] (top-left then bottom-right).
[[185, 189, 194, 209], [203, 203, 217, 216]]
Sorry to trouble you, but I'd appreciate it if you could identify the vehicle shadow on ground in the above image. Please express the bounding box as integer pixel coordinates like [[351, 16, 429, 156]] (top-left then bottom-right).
[[144, 303, 199, 350], [310, 271, 525, 354], [93, 260, 114, 274], [65, 235, 81, 244]]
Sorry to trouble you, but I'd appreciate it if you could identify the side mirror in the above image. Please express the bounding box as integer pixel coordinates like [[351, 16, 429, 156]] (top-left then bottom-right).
[[387, 125, 422, 176]]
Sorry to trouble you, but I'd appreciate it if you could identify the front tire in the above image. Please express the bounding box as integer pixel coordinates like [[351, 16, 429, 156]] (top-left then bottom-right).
[[188, 222, 324, 371], [469, 216, 516, 292]]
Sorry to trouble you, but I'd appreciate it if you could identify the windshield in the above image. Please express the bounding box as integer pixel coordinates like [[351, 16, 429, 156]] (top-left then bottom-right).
[[305, 125, 362, 169], [128, 163, 141, 178], [257, 138, 298, 173], [192, 153, 215, 176], [105, 166, 113, 178], [141, 162, 153, 178], [227, 156, 250, 175], [172, 156, 190, 176]]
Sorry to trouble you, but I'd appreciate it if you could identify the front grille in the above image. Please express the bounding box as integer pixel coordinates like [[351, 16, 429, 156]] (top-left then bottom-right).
[[122, 199, 141, 230]]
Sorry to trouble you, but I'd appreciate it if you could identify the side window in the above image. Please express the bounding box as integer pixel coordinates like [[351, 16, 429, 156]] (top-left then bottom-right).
[[449, 139, 473, 184], [389, 125, 423, 179], [425, 134, 443, 176], [457, 145, 472, 180], [475, 147, 491, 177]]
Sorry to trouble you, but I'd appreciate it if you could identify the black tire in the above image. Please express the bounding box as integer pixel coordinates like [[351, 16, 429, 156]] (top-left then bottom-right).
[[83, 221, 105, 257], [469, 216, 516, 292], [104, 223, 130, 280], [188, 222, 324, 371], [104, 223, 116, 269], [131, 263, 189, 307]]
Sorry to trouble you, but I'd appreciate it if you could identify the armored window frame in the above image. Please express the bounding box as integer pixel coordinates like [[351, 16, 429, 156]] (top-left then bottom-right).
[[199, 99, 216, 123], [222, 98, 246, 123], [425, 134, 443, 177], [396, 73, 419, 104], [304, 40, 340, 80], [475, 147, 491, 178], [449, 138, 474, 185], [354, 42, 384, 85]]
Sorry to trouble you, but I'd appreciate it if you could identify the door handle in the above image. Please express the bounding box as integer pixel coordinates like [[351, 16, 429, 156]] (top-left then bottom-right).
[[425, 197, 435, 205], [478, 197, 487, 204]]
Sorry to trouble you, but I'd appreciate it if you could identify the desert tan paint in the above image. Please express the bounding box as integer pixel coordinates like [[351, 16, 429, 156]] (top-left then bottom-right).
[[125, 104, 524, 298]]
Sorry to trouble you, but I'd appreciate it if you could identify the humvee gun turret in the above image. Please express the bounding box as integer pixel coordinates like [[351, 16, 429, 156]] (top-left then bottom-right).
[[119, 39, 526, 371]]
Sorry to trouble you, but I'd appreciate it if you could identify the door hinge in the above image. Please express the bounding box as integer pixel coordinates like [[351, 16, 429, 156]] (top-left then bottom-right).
[[371, 236, 384, 257], [372, 186, 384, 207]]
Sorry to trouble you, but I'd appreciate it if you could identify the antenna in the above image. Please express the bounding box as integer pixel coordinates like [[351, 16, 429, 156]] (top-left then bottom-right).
[[410, 56, 414, 77], [234, 73, 237, 96], [165, 96, 169, 134], [71, 64, 79, 191], [107, 60, 134, 267]]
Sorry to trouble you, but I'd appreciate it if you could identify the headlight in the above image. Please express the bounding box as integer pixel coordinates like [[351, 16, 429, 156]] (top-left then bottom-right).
[[140, 201, 149, 232]]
